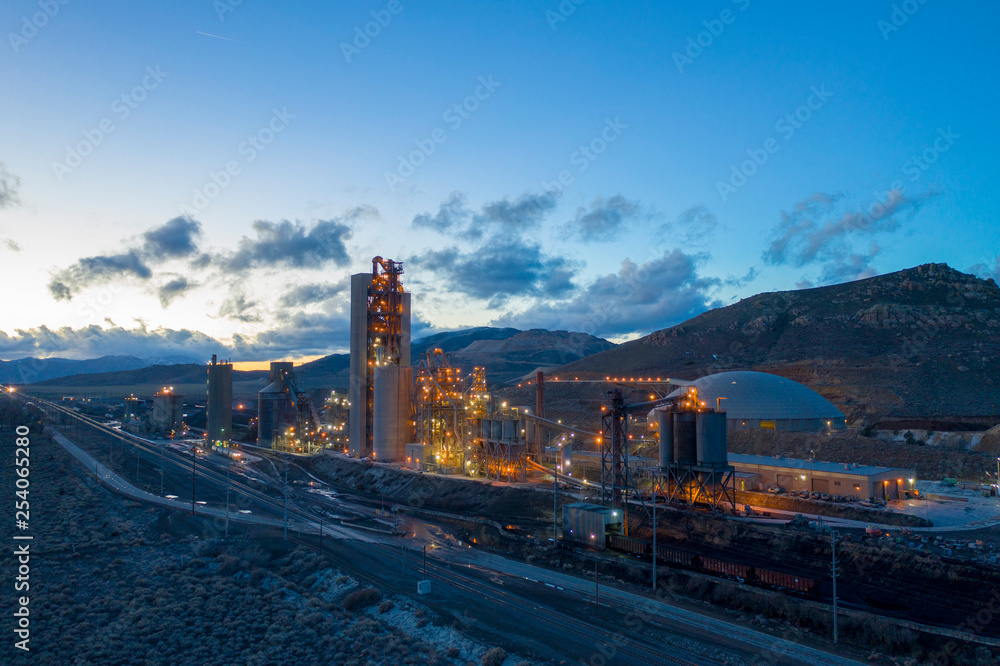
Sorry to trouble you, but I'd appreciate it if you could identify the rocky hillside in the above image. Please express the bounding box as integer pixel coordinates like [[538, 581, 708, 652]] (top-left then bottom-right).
[[556, 264, 1000, 424]]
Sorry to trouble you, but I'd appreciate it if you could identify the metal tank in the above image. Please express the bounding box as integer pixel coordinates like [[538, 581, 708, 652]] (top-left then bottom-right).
[[501, 420, 515, 440], [207, 354, 233, 445], [257, 381, 286, 448], [657, 410, 674, 469], [696, 412, 728, 467], [673, 412, 697, 464], [492, 420, 503, 439], [372, 365, 412, 461]]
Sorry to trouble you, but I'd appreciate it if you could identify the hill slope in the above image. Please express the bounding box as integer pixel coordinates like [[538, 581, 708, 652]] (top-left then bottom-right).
[[556, 263, 1000, 423], [0, 355, 198, 384]]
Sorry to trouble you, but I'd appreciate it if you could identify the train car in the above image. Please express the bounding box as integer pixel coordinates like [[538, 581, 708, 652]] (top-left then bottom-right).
[[752, 567, 816, 594], [655, 545, 695, 567], [607, 534, 651, 557], [212, 444, 243, 461], [698, 556, 752, 580]]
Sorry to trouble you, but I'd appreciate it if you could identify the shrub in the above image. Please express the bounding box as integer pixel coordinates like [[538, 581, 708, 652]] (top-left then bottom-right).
[[481, 647, 507, 666], [343, 587, 381, 611], [378, 600, 394, 614], [447, 646, 460, 659]]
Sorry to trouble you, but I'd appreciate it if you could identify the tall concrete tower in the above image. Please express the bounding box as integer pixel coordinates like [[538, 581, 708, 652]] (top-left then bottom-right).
[[349, 257, 411, 458], [206, 354, 233, 445]]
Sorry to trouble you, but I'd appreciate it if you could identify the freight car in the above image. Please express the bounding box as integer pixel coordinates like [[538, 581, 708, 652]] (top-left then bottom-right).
[[606, 534, 817, 594]]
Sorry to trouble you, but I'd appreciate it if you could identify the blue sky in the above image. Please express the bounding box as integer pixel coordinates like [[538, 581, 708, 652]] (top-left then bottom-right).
[[0, 0, 997, 361]]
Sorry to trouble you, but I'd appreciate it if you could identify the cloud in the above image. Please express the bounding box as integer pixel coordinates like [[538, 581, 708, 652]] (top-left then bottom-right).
[[48, 216, 203, 300], [142, 216, 202, 257], [816, 244, 881, 285], [49, 250, 152, 300], [217, 289, 261, 323], [566, 195, 640, 242], [3, 238, 20, 252], [763, 189, 931, 267], [493, 249, 720, 338], [157, 277, 197, 307], [410, 236, 576, 305], [220, 219, 353, 271], [673, 205, 720, 244], [412, 192, 471, 233], [969, 256, 1000, 282], [0, 324, 223, 362], [0, 163, 21, 209], [278, 281, 346, 308], [412, 190, 559, 240]]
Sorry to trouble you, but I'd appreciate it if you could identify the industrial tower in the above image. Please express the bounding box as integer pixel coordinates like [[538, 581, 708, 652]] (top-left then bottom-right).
[[349, 257, 411, 459], [206, 354, 233, 446]]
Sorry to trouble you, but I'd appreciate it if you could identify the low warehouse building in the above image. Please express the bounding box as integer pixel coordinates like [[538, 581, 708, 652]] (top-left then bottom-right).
[[562, 503, 623, 549], [666, 371, 847, 433], [729, 454, 917, 500]]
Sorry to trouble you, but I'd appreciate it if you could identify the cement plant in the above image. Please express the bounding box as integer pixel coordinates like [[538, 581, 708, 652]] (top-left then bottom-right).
[[3, 4, 998, 665], [5, 255, 1000, 666]]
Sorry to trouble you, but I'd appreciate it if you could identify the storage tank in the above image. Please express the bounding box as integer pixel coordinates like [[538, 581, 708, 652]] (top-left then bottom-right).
[[673, 412, 697, 464], [372, 365, 412, 461], [207, 355, 233, 445], [481, 419, 492, 439], [492, 420, 503, 439], [257, 381, 288, 448], [501, 420, 515, 440], [696, 412, 728, 467], [657, 410, 674, 468]]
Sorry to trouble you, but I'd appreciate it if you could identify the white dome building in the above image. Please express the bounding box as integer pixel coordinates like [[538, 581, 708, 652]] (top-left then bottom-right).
[[667, 371, 846, 433]]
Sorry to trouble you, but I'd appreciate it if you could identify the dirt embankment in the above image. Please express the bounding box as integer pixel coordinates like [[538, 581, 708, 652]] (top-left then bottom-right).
[[736, 491, 932, 527], [305, 454, 557, 525], [728, 429, 998, 481]]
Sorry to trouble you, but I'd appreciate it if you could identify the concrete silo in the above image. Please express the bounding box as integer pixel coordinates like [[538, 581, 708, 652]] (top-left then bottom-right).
[[372, 365, 412, 461], [207, 354, 233, 445]]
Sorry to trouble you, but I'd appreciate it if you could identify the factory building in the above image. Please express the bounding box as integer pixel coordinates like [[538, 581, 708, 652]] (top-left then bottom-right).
[[666, 371, 846, 433], [206, 354, 233, 446], [348, 257, 411, 459], [151, 388, 183, 437], [562, 503, 623, 549], [728, 454, 917, 500], [258, 361, 323, 451]]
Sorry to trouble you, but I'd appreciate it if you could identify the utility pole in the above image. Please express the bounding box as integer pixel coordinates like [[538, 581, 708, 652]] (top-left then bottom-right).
[[423, 545, 427, 578], [553, 464, 559, 544], [136, 446, 141, 483], [157, 467, 164, 496], [283, 457, 289, 540], [652, 478, 657, 590], [831, 530, 839, 644], [225, 464, 231, 538], [594, 558, 600, 606], [191, 447, 197, 515]]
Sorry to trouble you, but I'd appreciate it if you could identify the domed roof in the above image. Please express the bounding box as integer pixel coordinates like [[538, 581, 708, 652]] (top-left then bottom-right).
[[667, 371, 844, 421]]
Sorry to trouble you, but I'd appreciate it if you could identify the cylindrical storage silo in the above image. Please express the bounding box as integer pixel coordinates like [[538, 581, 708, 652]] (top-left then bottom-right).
[[673, 412, 697, 464], [502, 420, 515, 440], [257, 381, 284, 448], [481, 419, 492, 439], [373, 365, 412, 461], [696, 412, 728, 467], [657, 410, 674, 469], [492, 420, 503, 439]]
